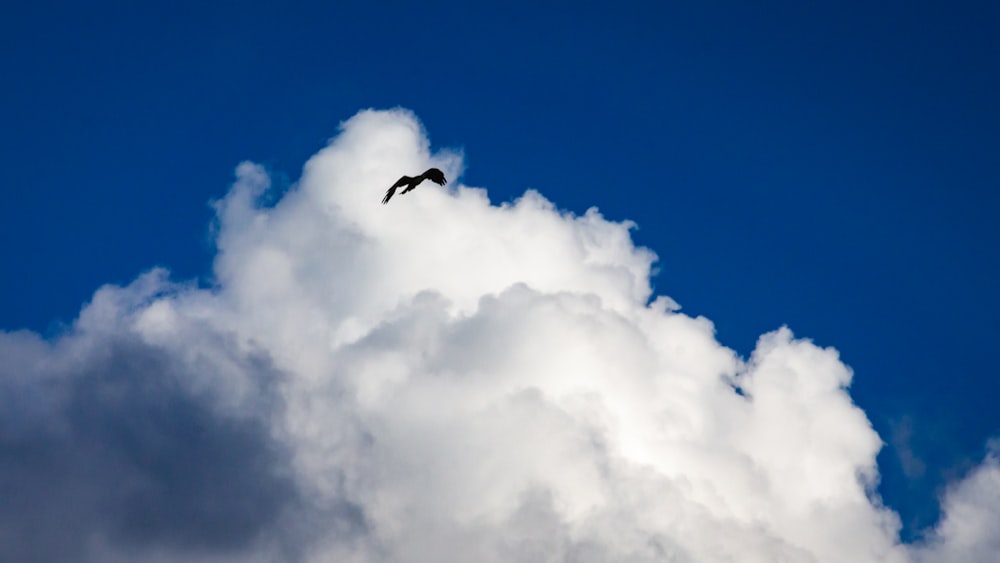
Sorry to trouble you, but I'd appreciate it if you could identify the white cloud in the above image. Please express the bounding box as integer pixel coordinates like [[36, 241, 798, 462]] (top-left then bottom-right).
[[0, 108, 997, 562], [911, 443, 1000, 563]]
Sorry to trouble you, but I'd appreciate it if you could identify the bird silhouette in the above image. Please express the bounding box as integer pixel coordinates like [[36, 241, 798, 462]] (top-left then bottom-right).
[[382, 168, 447, 204]]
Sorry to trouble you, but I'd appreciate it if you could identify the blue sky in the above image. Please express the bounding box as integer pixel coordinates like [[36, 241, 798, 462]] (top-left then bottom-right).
[[2, 0, 997, 544]]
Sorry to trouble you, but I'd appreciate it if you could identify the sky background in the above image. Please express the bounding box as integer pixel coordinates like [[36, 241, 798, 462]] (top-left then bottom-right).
[[1, 0, 997, 543]]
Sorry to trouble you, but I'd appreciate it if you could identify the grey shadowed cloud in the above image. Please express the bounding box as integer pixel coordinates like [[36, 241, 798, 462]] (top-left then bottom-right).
[[0, 324, 363, 562]]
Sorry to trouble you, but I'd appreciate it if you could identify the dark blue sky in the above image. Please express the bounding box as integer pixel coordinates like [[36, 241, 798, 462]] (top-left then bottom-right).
[[2, 0, 997, 540]]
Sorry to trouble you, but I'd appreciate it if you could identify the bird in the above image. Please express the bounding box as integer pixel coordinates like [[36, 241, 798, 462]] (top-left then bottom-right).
[[381, 168, 447, 204]]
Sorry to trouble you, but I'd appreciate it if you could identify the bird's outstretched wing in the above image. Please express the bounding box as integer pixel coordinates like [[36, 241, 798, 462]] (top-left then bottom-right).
[[422, 168, 447, 186], [381, 186, 398, 205], [382, 176, 410, 204], [382, 169, 447, 204]]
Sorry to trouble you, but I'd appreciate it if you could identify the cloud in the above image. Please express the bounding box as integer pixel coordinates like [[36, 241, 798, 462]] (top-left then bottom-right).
[[913, 443, 1000, 562], [890, 416, 926, 480], [1, 108, 997, 561], [0, 310, 298, 561]]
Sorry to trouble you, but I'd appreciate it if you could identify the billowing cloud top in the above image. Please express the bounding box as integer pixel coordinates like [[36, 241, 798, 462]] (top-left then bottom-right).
[[1, 109, 997, 562]]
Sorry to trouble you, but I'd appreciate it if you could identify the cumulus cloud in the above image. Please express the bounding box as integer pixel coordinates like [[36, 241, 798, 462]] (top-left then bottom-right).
[[1, 108, 997, 562]]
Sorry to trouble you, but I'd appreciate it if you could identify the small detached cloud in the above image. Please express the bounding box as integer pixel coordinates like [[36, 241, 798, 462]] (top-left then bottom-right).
[[0, 108, 997, 562]]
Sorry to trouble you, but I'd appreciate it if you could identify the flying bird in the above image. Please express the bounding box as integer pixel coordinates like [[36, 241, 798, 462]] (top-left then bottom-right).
[[382, 168, 447, 204]]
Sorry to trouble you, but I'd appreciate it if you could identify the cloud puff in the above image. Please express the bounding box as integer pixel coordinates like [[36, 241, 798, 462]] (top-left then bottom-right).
[[1, 108, 996, 562]]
